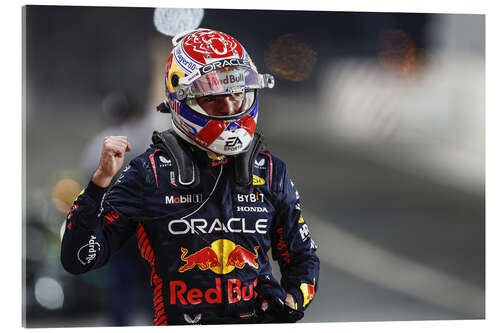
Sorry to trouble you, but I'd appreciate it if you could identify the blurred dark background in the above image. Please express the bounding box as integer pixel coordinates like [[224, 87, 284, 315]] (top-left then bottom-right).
[[23, 5, 484, 327]]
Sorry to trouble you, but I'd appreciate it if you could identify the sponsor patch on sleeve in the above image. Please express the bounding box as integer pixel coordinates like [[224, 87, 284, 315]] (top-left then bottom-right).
[[252, 175, 265, 186], [299, 279, 316, 308]]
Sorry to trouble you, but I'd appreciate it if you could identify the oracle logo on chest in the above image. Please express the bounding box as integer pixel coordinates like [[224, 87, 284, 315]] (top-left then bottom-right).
[[168, 218, 268, 235]]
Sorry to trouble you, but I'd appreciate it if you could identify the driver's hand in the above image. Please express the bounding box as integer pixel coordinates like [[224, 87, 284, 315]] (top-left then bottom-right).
[[261, 293, 295, 311], [92, 136, 131, 187]]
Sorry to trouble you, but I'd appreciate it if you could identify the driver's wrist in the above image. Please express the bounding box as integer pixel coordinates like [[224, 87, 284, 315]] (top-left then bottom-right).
[[285, 293, 295, 309], [92, 169, 113, 188]]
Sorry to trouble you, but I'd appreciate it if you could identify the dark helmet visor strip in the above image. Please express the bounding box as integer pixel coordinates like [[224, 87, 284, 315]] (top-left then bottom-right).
[[176, 66, 274, 100]]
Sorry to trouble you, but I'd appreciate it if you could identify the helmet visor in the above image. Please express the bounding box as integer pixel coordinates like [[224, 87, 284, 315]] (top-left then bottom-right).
[[191, 66, 259, 97], [177, 65, 274, 100]]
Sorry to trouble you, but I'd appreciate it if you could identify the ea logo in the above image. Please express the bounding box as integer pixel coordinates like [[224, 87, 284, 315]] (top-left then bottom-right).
[[225, 137, 242, 148]]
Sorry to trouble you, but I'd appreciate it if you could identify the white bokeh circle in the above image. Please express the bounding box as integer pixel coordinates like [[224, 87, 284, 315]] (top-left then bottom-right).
[[34, 277, 64, 310], [153, 8, 205, 37]]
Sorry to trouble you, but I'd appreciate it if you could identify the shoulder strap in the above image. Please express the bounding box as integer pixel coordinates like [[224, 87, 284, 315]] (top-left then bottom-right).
[[151, 129, 265, 194], [151, 129, 200, 189], [229, 132, 264, 194]]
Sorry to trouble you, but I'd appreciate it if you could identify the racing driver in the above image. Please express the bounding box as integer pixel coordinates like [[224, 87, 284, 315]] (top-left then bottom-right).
[[61, 28, 320, 325]]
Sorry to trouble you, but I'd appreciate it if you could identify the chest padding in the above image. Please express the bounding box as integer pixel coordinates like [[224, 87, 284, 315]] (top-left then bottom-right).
[[230, 132, 264, 194]]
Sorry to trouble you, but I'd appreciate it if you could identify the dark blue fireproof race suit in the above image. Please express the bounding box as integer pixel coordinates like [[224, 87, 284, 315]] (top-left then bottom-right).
[[61, 141, 320, 325]]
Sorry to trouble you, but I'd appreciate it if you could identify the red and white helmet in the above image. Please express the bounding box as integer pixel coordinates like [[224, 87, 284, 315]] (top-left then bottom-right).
[[163, 28, 275, 155]]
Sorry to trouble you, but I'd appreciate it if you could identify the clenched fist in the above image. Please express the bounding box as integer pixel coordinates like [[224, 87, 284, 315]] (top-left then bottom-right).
[[92, 136, 132, 188]]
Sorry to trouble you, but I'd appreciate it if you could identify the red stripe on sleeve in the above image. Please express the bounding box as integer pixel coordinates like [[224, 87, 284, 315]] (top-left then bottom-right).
[[137, 222, 167, 325], [148, 149, 160, 187], [259, 152, 273, 187]]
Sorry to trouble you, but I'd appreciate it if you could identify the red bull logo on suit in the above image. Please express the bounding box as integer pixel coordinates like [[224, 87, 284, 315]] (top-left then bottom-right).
[[226, 245, 259, 269], [178, 239, 259, 274], [169, 277, 258, 305], [178, 247, 219, 272]]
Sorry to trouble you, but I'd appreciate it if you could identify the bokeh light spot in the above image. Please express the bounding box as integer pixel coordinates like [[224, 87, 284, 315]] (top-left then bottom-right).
[[34, 277, 64, 310], [154, 8, 204, 37], [52, 178, 81, 213], [377, 29, 419, 75], [265, 33, 318, 82]]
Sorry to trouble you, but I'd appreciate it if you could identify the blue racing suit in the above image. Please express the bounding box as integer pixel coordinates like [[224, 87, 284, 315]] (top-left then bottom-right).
[[61, 141, 319, 325]]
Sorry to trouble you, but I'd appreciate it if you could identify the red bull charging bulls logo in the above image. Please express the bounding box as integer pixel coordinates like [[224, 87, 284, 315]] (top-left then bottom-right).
[[178, 247, 220, 272], [226, 245, 259, 269], [178, 239, 259, 274]]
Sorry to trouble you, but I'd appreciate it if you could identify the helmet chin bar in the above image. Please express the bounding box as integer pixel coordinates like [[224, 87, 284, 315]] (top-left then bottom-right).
[[171, 121, 252, 156]]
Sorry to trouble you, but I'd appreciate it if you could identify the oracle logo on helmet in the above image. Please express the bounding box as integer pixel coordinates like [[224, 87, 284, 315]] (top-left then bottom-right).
[[199, 58, 247, 75]]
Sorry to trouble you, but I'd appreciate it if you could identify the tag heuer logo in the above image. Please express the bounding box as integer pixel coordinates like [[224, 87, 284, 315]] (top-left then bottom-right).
[[252, 175, 265, 186]]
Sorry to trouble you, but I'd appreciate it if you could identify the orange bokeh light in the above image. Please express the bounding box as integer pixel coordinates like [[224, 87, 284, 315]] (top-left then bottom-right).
[[265, 33, 318, 82], [377, 29, 420, 75], [52, 178, 81, 213]]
